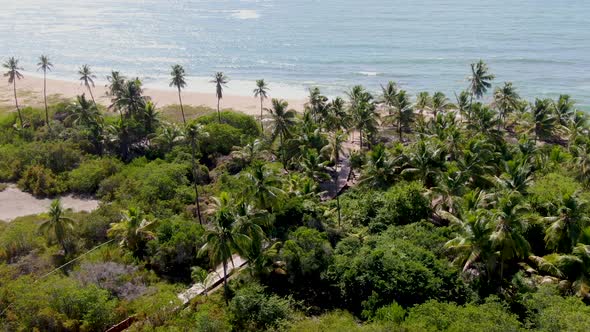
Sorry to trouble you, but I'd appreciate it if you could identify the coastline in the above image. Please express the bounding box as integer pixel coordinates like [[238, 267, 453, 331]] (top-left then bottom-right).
[[0, 74, 306, 116]]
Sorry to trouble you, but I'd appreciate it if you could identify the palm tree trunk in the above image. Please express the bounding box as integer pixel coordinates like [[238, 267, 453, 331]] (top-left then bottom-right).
[[87, 85, 96, 105], [359, 129, 363, 150], [260, 97, 264, 134], [43, 70, 50, 129], [190, 140, 203, 224], [398, 116, 403, 142], [217, 98, 221, 123], [222, 261, 229, 305], [13, 80, 23, 129], [468, 93, 474, 124], [178, 88, 186, 124]]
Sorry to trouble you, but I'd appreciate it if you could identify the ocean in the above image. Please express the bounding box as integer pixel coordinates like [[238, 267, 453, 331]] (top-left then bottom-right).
[[1, 0, 589, 108]]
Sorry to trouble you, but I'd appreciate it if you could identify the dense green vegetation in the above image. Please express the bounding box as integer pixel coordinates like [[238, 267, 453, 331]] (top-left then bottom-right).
[[1, 58, 590, 331]]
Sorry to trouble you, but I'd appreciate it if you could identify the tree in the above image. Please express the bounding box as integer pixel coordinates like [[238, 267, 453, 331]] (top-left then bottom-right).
[[37, 55, 53, 129], [110, 78, 148, 120], [385, 89, 414, 141], [468, 60, 495, 121], [78, 64, 97, 104], [492, 82, 520, 129], [243, 162, 285, 211], [554, 94, 575, 128], [415, 91, 431, 115], [211, 72, 229, 122], [3, 57, 24, 129], [306, 87, 329, 125], [530, 98, 556, 143], [231, 138, 269, 166], [186, 122, 208, 224], [107, 207, 158, 257], [67, 94, 100, 128], [544, 192, 590, 253], [300, 149, 331, 182], [253, 79, 270, 132], [380, 81, 399, 116], [325, 97, 349, 132], [170, 64, 188, 124], [267, 98, 297, 166], [347, 85, 377, 149], [200, 192, 250, 304], [431, 92, 453, 118], [106, 70, 125, 97], [490, 194, 531, 280], [39, 199, 76, 255]]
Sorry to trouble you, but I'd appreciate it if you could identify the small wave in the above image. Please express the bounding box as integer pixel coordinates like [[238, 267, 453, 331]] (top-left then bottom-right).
[[231, 10, 260, 20], [356, 71, 380, 76]]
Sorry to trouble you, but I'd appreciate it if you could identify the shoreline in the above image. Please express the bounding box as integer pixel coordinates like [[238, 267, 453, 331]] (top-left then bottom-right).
[[0, 74, 306, 116]]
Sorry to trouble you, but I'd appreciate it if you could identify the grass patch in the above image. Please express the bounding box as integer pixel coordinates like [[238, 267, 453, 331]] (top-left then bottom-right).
[[160, 104, 217, 122]]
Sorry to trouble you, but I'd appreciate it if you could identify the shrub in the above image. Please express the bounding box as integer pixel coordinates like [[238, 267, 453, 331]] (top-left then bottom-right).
[[373, 181, 430, 227], [199, 123, 244, 157], [197, 110, 261, 138], [229, 283, 293, 331], [73, 262, 147, 300], [0, 218, 45, 263], [18, 165, 66, 197], [402, 298, 522, 332], [68, 157, 123, 194]]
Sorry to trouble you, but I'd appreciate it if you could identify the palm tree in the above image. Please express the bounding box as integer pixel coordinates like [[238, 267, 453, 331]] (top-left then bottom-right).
[[231, 138, 269, 166], [266, 98, 297, 166], [243, 162, 285, 211], [554, 94, 575, 128], [3, 57, 24, 128], [200, 192, 251, 304], [211, 72, 229, 122], [109, 79, 148, 120], [380, 81, 399, 116], [143, 100, 159, 134], [493, 82, 520, 129], [37, 55, 53, 129], [386, 89, 414, 141], [170, 64, 188, 124], [490, 194, 531, 280], [39, 199, 76, 255], [325, 97, 349, 132], [468, 60, 495, 121], [253, 79, 270, 132], [431, 92, 453, 118], [67, 94, 100, 128], [186, 122, 208, 224], [107, 207, 158, 257], [153, 122, 184, 154], [300, 149, 331, 182], [106, 70, 125, 97], [443, 208, 494, 277], [78, 65, 97, 104], [530, 98, 556, 143], [415, 91, 431, 116], [544, 192, 590, 253], [306, 87, 329, 125]]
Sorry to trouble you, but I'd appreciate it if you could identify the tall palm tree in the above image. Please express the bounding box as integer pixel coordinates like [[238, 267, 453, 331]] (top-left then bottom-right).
[[468, 60, 495, 122], [211, 72, 229, 122], [325, 97, 349, 132], [493, 82, 520, 129], [266, 98, 297, 166], [170, 64, 188, 124], [39, 199, 76, 255], [306, 87, 329, 124], [78, 64, 97, 104], [253, 79, 269, 132], [186, 122, 208, 224], [37, 55, 53, 129], [109, 79, 147, 120], [300, 149, 331, 182], [530, 98, 556, 143], [3, 57, 24, 128]]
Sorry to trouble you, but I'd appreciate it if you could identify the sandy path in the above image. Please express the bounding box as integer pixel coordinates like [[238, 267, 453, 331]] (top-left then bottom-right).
[[0, 75, 305, 116], [0, 184, 99, 222]]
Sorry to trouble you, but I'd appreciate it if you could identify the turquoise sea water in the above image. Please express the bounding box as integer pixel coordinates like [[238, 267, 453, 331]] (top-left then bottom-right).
[[1, 0, 589, 107]]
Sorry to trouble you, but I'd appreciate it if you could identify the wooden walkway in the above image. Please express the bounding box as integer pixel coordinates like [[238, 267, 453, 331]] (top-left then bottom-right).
[[321, 157, 352, 201]]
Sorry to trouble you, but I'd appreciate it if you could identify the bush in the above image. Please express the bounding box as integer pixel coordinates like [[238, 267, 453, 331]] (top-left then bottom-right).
[[280, 227, 334, 285], [197, 111, 261, 138], [68, 157, 123, 194], [18, 165, 66, 197], [402, 298, 522, 332], [73, 262, 147, 300], [199, 123, 244, 157], [229, 283, 293, 331], [0, 218, 45, 263], [522, 286, 590, 331], [373, 182, 430, 227]]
